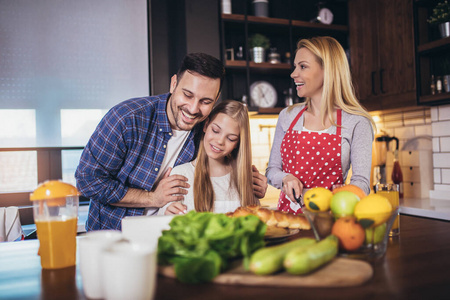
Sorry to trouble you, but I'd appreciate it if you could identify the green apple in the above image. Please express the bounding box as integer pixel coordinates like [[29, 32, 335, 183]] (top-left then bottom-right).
[[365, 223, 387, 245], [330, 191, 360, 217]]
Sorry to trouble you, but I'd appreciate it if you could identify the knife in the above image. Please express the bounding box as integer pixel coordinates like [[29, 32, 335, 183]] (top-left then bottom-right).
[[292, 188, 304, 207]]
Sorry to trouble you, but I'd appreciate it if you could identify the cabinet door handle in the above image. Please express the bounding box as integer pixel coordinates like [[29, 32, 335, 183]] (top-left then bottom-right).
[[380, 69, 386, 94], [371, 71, 377, 95]]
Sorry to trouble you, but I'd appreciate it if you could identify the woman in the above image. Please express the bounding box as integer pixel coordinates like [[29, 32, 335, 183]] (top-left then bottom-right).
[[266, 36, 375, 214], [159, 100, 260, 215]]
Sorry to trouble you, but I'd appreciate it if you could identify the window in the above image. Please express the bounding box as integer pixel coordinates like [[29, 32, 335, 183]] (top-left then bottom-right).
[[0, 0, 149, 199]]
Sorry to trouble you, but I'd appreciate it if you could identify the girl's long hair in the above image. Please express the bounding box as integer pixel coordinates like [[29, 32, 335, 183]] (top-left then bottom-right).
[[291, 36, 376, 131], [194, 100, 257, 212]]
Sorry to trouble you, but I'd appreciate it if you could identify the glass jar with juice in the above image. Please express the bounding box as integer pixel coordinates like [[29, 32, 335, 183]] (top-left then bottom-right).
[[375, 183, 399, 236], [30, 180, 79, 269]]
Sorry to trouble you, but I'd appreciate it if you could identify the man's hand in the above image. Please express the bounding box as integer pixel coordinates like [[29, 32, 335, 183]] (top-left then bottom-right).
[[151, 168, 189, 207], [114, 168, 189, 208], [282, 174, 303, 203], [164, 202, 187, 215], [252, 165, 268, 199]]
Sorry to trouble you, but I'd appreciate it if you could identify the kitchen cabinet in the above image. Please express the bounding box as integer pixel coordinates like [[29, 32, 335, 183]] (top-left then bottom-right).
[[348, 0, 416, 111], [413, 0, 450, 106], [220, 0, 349, 112]]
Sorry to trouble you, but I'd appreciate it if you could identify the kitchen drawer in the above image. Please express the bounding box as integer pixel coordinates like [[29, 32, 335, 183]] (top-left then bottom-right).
[[403, 181, 429, 199], [386, 150, 432, 168]]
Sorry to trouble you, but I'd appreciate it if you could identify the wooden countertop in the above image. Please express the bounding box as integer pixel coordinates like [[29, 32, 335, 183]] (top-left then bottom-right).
[[1, 215, 450, 299]]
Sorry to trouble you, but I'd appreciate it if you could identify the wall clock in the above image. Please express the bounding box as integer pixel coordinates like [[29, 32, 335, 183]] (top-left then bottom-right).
[[250, 81, 278, 108]]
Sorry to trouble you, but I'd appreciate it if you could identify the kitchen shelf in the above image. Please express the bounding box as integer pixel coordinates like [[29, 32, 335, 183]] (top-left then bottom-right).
[[219, 0, 348, 111], [413, 0, 450, 106], [225, 60, 291, 70], [418, 92, 450, 105], [417, 36, 450, 54], [257, 107, 284, 114], [222, 13, 348, 32]]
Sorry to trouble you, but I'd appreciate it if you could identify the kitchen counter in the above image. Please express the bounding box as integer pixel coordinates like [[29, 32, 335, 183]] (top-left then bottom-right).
[[1, 215, 450, 299]]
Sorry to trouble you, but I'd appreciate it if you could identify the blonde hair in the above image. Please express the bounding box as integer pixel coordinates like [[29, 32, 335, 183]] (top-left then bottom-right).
[[291, 36, 376, 131], [194, 100, 257, 212]]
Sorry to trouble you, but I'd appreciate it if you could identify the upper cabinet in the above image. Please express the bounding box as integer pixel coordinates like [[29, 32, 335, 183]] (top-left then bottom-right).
[[219, 0, 349, 112], [349, 0, 416, 111], [413, 0, 450, 106]]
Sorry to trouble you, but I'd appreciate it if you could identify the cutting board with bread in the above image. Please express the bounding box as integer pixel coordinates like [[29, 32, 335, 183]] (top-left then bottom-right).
[[158, 257, 373, 288]]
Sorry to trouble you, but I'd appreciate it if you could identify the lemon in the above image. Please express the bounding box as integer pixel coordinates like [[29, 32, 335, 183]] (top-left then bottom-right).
[[354, 194, 393, 228], [304, 187, 333, 212]]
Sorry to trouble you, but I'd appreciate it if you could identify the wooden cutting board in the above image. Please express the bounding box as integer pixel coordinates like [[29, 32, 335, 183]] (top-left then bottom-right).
[[158, 257, 373, 288]]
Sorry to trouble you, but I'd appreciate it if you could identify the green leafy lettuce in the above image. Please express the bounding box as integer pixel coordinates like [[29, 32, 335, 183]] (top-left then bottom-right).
[[157, 211, 266, 283]]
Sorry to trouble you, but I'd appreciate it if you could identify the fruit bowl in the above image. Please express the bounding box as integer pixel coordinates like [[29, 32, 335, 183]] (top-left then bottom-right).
[[304, 207, 399, 261], [302, 185, 399, 261]]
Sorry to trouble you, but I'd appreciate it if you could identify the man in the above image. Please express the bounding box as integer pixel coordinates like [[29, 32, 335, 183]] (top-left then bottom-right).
[[75, 53, 267, 231]]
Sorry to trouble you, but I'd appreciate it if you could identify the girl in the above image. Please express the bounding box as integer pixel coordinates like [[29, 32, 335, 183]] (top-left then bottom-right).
[[266, 36, 376, 214], [159, 100, 260, 215]]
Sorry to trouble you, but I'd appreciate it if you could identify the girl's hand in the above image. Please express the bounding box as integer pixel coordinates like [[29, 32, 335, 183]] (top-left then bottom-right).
[[252, 165, 268, 199], [282, 174, 303, 203], [164, 202, 187, 215]]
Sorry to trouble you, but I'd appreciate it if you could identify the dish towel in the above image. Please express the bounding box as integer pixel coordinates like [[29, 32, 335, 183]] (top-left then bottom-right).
[[0, 207, 24, 242]]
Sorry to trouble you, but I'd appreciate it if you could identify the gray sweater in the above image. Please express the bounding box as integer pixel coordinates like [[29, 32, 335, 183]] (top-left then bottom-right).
[[265, 104, 374, 195]]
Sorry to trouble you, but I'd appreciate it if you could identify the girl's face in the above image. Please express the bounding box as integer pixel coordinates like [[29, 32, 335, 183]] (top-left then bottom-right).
[[290, 47, 324, 100], [203, 112, 240, 163]]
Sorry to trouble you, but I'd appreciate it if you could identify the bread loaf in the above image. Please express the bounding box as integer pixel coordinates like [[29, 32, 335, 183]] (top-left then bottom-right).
[[226, 206, 311, 230]]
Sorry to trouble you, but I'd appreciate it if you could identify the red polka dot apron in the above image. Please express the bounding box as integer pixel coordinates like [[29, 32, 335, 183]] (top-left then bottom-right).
[[278, 106, 343, 214]]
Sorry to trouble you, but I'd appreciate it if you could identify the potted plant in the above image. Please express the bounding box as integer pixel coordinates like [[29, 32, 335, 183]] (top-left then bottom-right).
[[427, 0, 450, 38], [248, 33, 270, 63]]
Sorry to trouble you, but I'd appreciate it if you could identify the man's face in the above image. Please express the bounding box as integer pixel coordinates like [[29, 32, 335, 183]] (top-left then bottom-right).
[[167, 71, 221, 131]]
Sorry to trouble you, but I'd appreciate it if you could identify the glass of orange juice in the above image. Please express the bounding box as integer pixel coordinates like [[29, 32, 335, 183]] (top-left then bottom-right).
[[375, 183, 399, 236], [30, 180, 79, 269]]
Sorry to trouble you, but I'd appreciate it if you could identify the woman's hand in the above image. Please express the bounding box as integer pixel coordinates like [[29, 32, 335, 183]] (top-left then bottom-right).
[[282, 174, 303, 203], [164, 202, 187, 215]]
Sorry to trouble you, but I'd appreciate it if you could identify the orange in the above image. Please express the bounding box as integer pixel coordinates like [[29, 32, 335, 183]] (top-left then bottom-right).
[[332, 184, 366, 200], [331, 217, 365, 251]]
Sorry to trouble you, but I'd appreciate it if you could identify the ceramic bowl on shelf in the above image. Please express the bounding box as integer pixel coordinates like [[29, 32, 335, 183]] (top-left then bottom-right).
[[304, 206, 399, 261]]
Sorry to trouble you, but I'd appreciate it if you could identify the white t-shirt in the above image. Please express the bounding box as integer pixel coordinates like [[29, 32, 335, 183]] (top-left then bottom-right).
[[144, 129, 190, 215], [157, 162, 242, 215]]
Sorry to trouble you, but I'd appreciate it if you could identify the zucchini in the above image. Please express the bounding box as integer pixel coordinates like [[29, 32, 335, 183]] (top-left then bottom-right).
[[283, 235, 338, 275], [249, 237, 316, 275]]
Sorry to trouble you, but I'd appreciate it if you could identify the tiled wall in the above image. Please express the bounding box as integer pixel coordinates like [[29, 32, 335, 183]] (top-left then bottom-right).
[[370, 108, 432, 151], [430, 104, 450, 200]]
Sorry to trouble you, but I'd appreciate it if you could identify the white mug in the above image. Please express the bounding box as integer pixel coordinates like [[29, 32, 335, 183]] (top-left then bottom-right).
[[101, 240, 157, 300], [79, 230, 123, 299]]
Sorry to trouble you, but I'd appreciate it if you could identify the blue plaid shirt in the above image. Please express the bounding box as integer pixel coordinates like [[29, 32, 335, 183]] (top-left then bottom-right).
[[75, 93, 200, 231]]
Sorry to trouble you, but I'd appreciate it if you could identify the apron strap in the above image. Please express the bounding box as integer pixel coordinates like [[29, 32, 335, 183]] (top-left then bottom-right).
[[336, 109, 342, 135], [288, 106, 307, 132]]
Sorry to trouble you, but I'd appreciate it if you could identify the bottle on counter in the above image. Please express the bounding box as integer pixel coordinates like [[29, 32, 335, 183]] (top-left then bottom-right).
[[431, 75, 436, 95], [391, 149, 403, 200], [436, 76, 443, 94]]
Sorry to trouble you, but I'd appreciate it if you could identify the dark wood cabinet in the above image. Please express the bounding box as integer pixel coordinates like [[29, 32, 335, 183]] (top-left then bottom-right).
[[413, 0, 450, 106], [349, 0, 416, 111], [220, 0, 349, 112]]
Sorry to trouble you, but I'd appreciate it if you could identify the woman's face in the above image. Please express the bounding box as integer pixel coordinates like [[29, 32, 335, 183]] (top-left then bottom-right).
[[203, 112, 240, 163], [291, 48, 324, 100]]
